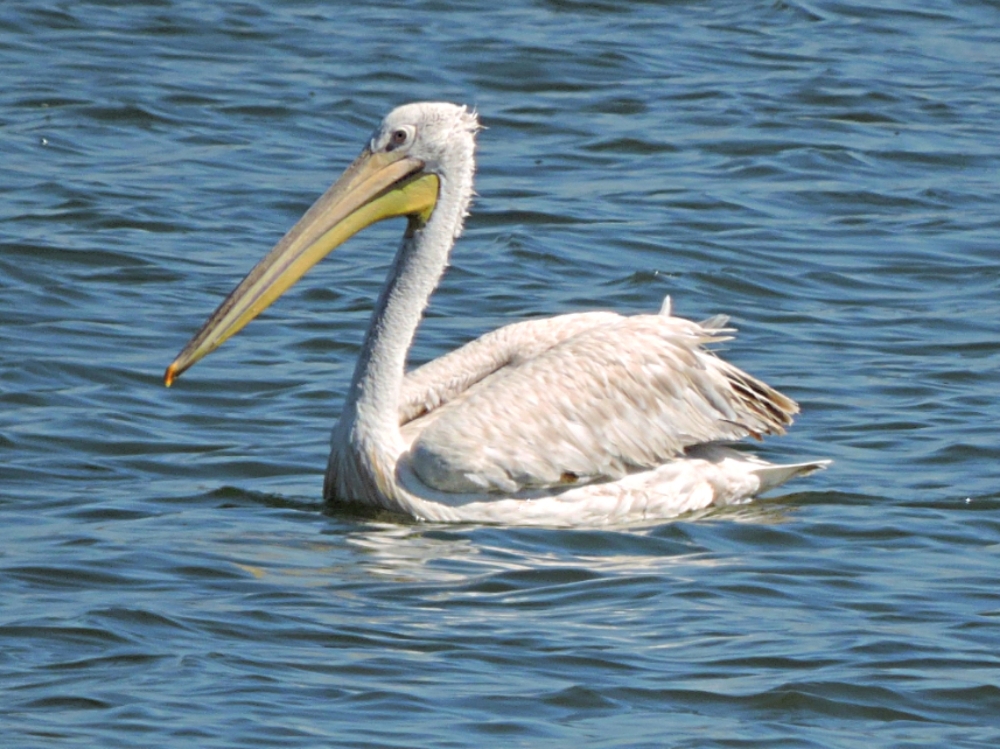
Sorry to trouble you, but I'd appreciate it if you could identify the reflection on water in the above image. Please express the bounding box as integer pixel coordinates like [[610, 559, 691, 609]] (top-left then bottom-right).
[[338, 498, 805, 582], [345, 524, 484, 581]]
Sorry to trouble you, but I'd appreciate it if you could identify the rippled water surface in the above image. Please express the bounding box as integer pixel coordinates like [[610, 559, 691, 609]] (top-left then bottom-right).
[[3, 1, 1000, 746]]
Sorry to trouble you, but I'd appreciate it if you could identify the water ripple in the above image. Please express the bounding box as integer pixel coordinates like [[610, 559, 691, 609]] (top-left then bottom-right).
[[3, 0, 1000, 746]]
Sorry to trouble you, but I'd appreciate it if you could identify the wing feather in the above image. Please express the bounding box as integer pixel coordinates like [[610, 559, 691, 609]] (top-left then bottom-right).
[[406, 313, 798, 493], [399, 311, 621, 423]]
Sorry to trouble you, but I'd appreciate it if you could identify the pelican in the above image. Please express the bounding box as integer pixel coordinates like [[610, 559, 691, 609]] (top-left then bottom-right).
[[165, 102, 827, 526]]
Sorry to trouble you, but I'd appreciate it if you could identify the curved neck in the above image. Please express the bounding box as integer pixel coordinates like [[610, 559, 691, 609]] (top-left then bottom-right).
[[337, 164, 473, 464], [343, 218, 450, 443]]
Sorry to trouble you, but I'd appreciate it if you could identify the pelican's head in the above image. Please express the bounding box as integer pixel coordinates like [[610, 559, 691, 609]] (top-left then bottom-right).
[[164, 102, 479, 386], [371, 102, 479, 179]]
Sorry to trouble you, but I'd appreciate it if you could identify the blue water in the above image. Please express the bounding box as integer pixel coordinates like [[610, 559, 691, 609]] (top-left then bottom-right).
[[3, 1, 1000, 746]]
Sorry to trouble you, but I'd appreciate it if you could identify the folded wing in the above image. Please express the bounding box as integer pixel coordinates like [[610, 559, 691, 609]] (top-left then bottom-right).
[[405, 313, 798, 493]]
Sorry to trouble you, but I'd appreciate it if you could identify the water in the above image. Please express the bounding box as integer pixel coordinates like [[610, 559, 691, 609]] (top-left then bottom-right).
[[3, 0, 1000, 745]]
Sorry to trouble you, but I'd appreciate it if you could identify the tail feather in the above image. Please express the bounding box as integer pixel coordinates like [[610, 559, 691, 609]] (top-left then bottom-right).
[[753, 460, 831, 493]]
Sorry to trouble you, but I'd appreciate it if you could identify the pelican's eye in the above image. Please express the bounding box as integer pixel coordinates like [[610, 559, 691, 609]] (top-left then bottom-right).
[[385, 127, 412, 152]]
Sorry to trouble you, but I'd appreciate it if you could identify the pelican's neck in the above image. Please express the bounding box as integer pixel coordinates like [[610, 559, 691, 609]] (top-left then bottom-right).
[[346, 221, 449, 438], [338, 165, 474, 465]]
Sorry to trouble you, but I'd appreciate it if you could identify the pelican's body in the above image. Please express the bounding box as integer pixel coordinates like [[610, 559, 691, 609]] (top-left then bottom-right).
[[167, 102, 827, 526]]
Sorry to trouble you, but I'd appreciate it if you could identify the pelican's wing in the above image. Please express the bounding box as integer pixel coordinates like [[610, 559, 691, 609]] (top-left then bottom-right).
[[399, 311, 622, 423], [406, 313, 798, 493]]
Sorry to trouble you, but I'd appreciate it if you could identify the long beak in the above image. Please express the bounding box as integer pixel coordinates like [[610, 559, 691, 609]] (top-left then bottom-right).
[[164, 149, 440, 386]]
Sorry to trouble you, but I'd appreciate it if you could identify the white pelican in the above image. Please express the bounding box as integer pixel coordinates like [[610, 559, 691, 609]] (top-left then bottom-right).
[[166, 102, 827, 526]]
